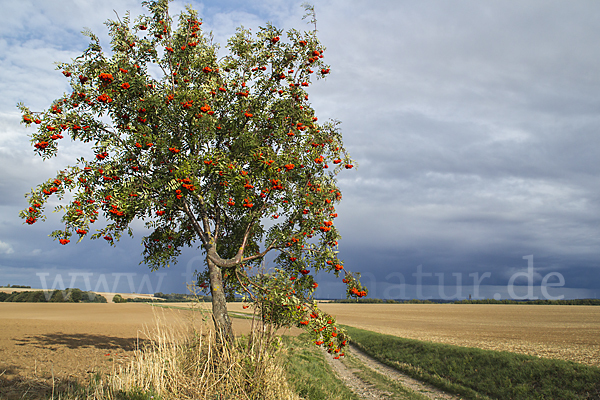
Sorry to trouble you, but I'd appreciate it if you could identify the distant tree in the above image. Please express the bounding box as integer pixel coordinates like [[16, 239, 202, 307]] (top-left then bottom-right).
[[113, 294, 127, 303], [18, 0, 365, 352], [93, 294, 108, 303]]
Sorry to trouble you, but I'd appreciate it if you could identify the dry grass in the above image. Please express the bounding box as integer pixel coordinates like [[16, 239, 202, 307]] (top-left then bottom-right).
[[109, 308, 300, 400]]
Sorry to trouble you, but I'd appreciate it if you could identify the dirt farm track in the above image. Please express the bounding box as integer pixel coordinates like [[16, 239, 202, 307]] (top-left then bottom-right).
[[0, 301, 599, 397]]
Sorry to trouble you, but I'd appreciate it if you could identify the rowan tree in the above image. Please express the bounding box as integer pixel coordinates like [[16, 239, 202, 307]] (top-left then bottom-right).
[[18, 0, 366, 353]]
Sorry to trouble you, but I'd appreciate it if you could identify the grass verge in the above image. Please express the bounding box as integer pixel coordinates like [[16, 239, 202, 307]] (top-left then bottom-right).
[[345, 325, 600, 400], [283, 334, 360, 400]]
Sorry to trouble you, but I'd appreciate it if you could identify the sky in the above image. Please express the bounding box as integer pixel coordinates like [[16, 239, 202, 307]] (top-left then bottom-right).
[[1, 0, 599, 300]]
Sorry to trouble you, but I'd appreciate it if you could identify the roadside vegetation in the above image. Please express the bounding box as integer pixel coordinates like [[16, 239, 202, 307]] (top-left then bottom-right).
[[346, 325, 600, 400], [283, 334, 360, 400]]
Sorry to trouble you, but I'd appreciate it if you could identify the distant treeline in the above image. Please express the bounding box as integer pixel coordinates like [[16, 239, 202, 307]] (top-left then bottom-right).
[[0, 289, 107, 303], [332, 298, 600, 305], [454, 298, 600, 305], [0, 284, 31, 288], [143, 292, 211, 302], [333, 298, 433, 304], [125, 293, 244, 303]]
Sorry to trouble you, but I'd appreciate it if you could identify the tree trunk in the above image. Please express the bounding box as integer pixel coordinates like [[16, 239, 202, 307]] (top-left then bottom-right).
[[208, 258, 234, 343]]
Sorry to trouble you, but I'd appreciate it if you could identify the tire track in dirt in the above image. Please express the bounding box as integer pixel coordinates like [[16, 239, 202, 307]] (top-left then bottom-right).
[[323, 344, 463, 400]]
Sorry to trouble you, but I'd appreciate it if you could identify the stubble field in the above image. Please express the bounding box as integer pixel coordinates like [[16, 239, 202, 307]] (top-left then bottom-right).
[[315, 303, 600, 367], [0, 302, 255, 398], [1, 301, 599, 398]]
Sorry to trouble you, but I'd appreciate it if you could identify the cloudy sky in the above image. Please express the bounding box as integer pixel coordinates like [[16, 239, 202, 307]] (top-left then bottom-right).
[[1, 0, 599, 300]]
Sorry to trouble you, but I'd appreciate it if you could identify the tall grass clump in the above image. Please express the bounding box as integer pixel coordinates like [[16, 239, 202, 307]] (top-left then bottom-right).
[[110, 310, 300, 400], [6, 309, 301, 399]]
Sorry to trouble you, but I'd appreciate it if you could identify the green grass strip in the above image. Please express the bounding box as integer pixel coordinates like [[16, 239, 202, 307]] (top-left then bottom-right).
[[283, 334, 361, 400], [345, 326, 600, 400]]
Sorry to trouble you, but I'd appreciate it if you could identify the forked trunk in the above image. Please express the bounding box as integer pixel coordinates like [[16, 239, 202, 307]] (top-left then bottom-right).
[[208, 258, 234, 343]]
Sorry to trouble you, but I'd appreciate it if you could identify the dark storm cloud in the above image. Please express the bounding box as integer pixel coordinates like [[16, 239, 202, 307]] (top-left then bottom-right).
[[306, 1, 600, 299]]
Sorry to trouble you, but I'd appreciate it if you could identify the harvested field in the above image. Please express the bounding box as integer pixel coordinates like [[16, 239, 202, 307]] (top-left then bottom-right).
[[0, 302, 254, 398], [317, 303, 600, 367], [1, 301, 598, 398]]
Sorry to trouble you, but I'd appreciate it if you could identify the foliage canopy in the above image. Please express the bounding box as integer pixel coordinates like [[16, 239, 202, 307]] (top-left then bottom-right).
[[19, 0, 366, 353]]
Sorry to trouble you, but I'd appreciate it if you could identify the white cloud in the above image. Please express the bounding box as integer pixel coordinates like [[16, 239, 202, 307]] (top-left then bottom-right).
[[0, 241, 14, 255]]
